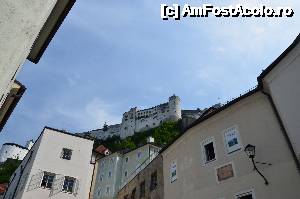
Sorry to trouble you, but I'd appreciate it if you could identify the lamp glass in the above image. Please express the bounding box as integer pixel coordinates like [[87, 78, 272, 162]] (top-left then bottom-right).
[[244, 144, 255, 158]]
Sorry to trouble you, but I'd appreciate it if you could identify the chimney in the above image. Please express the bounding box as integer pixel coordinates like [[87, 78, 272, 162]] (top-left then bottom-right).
[[25, 140, 34, 150], [147, 136, 154, 143]]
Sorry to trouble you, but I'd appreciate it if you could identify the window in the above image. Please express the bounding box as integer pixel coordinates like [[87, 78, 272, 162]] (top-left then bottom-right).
[[150, 171, 157, 190], [201, 137, 216, 164], [100, 160, 105, 167], [125, 157, 129, 163], [100, 174, 103, 181], [139, 181, 145, 198], [97, 188, 102, 196], [216, 162, 235, 182], [131, 188, 136, 199], [62, 177, 75, 193], [125, 171, 128, 177], [41, 172, 55, 189], [106, 186, 110, 195], [170, 160, 177, 183], [235, 190, 255, 199], [108, 171, 112, 178], [61, 148, 72, 160], [224, 126, 242, 154], [137, 151, 142, 159]]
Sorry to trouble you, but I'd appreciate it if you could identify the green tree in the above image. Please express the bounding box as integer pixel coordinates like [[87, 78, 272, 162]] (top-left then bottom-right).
[[0, 159, 21, 183]]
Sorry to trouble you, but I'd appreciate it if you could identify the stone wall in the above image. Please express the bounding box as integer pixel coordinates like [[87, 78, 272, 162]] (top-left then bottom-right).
[[116, 155, 163, 199]]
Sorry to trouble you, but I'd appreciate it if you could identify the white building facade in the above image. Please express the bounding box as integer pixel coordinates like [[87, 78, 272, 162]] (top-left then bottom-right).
[[92, 143, 160, 199], [3, 127, 95, 199]]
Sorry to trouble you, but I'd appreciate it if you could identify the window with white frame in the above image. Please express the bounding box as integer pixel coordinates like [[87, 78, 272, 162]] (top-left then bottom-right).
[[108, 171, 112, 178], [170, 160, 178, 183], [201, 137, 216, 164], [62, 176, 75, 193], [224, 126, 242, 154], [235, 190, 255, 199], [124, 171, 128, 177]]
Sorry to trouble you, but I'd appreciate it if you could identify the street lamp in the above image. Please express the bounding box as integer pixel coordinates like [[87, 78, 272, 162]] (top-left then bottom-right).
[[244, 144, 255, 159], [244, 144, 269, 185]]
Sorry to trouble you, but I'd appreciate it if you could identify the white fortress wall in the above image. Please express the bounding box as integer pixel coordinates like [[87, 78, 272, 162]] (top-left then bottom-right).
[[0, 143, 29, 162], [81, 95, 182, 140]]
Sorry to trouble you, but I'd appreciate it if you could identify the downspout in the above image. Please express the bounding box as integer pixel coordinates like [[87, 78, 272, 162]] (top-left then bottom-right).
[[88, 155, 103, 199], [261, 89, 300, 173], [88, 162, 96, 199]]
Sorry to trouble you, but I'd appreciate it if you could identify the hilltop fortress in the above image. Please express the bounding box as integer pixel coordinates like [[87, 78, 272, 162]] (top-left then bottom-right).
[[81, 95, 189, 140]]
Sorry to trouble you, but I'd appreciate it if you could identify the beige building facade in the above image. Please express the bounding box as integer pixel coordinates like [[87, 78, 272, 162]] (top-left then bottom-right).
[[162, 91, 300, 199], [117, 155, 164, 199], [259, 34, 300, 162]]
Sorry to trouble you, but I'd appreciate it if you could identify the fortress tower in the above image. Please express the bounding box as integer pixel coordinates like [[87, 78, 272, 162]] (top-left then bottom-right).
[[121, 107, 137, 138], [167, 95, 181, 121]]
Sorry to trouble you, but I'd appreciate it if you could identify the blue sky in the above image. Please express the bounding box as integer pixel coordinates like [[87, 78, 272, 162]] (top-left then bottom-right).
[[1, 0, 300, 147]]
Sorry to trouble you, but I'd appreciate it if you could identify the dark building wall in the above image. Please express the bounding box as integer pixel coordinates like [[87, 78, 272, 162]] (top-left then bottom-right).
[[117, 155, 163, 199]]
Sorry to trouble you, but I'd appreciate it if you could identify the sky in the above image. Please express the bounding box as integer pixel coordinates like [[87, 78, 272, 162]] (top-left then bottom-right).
[[0, 0, 300, 147]]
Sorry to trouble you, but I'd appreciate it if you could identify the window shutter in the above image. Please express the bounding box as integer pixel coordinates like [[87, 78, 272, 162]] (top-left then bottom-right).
[[73, 178, 80, 196], [49, 175, 64, 197], [27, 171, 43, 191]]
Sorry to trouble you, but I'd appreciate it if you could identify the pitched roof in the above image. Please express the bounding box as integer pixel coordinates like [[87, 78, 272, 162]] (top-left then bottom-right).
[[160, 87, 259, 154], [44, 126, 95, 141], [3, 143, 28, 150], [258, 33, 300, 83], [94, 145, 111, 155], [0, 80, 26, 131]]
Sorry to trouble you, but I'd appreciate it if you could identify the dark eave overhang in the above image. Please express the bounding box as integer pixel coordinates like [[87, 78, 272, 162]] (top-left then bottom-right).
[[27, 0, 76, 64], [0, 80, 26, 132]]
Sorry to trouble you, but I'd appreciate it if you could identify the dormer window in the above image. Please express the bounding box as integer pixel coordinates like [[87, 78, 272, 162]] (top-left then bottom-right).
[[61, 148, 72, 160]]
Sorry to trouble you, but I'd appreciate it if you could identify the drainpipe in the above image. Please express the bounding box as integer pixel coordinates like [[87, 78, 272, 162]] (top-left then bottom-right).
[[261, 90, 300, 173]]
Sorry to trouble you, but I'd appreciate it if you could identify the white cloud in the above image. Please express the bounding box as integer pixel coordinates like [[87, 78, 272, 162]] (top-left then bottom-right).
[[56, 98, 121, 131]]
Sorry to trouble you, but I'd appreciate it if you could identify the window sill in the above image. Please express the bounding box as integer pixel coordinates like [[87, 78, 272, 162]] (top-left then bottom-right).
[[62, 191, 73, 194], [204, 158, 216, 165]]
